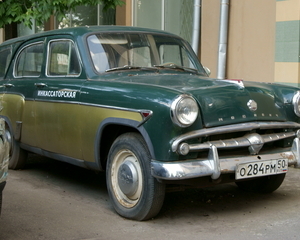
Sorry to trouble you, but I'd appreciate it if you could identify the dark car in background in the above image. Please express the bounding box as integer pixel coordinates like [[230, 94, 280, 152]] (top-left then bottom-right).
[[0, 118, 9, 214], [0, 26, 299, 220]]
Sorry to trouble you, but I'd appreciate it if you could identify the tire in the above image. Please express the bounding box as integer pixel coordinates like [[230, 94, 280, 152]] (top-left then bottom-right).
[[6, 125, 27, 170], [235, 173, 286, 193], [106, 132, 165, 221]]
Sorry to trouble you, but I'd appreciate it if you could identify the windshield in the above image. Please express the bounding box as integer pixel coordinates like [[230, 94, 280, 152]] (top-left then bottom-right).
[[87, 32, 206, 75]]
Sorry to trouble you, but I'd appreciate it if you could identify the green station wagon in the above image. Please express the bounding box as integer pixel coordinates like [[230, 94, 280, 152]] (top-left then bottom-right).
[[0, 26, 300, 220]]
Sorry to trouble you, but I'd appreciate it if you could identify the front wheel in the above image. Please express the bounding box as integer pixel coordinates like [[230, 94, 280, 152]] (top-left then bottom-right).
[[106, 132, 165, 220], [235, 173, 286, 193]]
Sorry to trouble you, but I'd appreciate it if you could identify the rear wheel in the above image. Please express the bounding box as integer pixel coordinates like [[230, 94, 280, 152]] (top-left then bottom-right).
[[106, 132, 165, 220], [235, 173, 286, 193], [6, 125, 27, 170]]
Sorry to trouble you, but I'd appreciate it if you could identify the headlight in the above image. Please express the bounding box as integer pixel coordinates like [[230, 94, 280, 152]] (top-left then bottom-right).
[[171, 95, 199, 127], [293, 91, 300, 117]]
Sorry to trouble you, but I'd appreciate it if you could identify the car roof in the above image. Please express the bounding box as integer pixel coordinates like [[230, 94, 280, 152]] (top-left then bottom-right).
[[0, 25, 178, 47]]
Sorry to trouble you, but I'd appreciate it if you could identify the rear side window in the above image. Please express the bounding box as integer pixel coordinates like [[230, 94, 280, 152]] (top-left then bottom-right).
[[47, 40, 81, 76], [15, 42, 44, 77], [0, 47, 12, 79]]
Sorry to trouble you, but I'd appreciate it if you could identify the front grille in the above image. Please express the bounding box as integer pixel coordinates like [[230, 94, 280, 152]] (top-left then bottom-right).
[[190, 131, 295, 151], [172, 121, 300, 156]]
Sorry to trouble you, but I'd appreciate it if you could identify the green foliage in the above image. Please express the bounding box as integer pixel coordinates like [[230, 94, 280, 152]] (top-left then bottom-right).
[[0, 0, 124, 29]]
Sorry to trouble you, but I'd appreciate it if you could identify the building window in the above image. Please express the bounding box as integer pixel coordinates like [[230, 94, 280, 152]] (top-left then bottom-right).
[[132, 0, 194, 44], [17, 21, 44, 37], [15, 4, 116, 38], [56, 5, 115, 29]]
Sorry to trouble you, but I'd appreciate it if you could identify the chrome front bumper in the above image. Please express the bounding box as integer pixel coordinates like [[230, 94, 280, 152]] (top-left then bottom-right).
[[151, 138, 300, 180]]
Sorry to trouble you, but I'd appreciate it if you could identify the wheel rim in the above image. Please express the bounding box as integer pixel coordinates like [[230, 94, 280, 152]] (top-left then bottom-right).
[[111, 149, 143, 208]]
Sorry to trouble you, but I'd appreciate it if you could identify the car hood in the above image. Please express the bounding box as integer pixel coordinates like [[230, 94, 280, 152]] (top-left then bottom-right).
[[110, 72, 299, 127]]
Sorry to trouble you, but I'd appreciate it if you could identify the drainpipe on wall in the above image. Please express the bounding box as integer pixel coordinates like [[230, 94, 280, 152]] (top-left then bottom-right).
[[192, 0, 201, 56], [217, 0, 229, 79], [161, 0, 165, 30]]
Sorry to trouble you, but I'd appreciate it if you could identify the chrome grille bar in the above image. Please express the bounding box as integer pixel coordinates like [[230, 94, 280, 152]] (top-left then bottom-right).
[[172, 121, 300, 154], [189, 131, 296, 151]]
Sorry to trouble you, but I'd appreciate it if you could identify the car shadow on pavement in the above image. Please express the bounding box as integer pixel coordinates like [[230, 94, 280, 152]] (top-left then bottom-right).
[[22, 153, 290, 221], [158, 182, 288, 221], [23, 153, 108, 199]]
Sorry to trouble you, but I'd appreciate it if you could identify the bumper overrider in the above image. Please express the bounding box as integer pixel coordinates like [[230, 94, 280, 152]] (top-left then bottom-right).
[[151, 122, 300, 180]]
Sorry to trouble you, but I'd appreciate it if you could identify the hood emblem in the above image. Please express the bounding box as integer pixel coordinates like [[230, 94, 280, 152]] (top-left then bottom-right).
[[247, 100, 257, 112]]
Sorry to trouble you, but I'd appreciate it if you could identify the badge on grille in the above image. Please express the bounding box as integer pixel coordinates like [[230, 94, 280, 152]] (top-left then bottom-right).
[[247, 99, 257, 111]]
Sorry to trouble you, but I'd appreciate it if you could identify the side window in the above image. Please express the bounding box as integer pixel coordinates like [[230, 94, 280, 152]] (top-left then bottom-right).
[[15, 43, 44, 77], [48, 40, 81, 76], [0, 47, 12, 79]]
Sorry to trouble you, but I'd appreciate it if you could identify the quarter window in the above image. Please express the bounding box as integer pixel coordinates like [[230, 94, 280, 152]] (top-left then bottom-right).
[[15, 43, 44, 77], [0, 47, 12, 79], [48, 40, 81, 76]]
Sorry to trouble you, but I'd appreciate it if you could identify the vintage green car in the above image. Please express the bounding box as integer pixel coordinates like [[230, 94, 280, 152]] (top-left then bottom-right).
[[0, 26, 300, 220]]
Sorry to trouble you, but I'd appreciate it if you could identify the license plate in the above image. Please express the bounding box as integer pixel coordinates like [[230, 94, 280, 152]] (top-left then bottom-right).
[[236, 159, 288, 180]]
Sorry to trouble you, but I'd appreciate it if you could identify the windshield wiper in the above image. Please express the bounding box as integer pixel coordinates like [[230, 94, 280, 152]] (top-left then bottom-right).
[[154, 63, 199, 74], [105, 65, 157, 73]]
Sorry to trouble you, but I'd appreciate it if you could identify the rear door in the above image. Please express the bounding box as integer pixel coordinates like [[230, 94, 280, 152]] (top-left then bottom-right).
[[34, 37, 85, 160]]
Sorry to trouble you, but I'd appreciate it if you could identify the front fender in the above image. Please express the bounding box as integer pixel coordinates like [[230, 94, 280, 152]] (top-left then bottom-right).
[[84, 117, 155, 171]]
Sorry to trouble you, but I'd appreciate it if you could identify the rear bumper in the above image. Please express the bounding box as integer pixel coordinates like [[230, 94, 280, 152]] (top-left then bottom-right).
[[151, 138, 300, 180]]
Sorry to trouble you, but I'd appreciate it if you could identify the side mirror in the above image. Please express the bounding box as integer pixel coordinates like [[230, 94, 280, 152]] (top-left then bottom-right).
[[203, 66, 211, 76]]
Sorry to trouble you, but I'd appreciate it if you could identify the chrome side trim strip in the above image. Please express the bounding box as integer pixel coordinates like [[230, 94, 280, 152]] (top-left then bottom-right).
[[32, 98, 152, 124]]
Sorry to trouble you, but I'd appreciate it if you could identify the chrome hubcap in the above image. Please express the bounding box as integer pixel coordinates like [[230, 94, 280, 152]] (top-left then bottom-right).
[[111, 150, 143, 208], [117, 160, 138, 197]]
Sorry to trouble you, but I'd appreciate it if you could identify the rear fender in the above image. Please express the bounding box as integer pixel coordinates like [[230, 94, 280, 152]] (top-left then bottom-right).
[[0, 94, 25, 140]]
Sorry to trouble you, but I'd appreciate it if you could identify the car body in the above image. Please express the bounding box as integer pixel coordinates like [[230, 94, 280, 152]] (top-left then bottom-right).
[[0, 26, 300, 220]]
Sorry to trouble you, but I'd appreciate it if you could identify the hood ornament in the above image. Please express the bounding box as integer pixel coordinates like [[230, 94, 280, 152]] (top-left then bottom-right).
[[245, 133, 263, 155], [217, 79, 244, 89], [247, 99, 257, 112]]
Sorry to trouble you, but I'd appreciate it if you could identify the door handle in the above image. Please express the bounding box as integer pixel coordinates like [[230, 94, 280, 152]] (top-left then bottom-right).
[[3, 83, 14, 88], [34, 83, 48, 88]]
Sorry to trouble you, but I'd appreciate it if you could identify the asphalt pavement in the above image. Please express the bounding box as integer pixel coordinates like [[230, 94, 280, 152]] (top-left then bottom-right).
[[0, 154, 299, 240]]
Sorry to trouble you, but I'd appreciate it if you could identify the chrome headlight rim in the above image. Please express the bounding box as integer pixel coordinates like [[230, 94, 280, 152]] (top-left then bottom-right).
[[293, 91, 300, 117], [170, 94, 199, 128]]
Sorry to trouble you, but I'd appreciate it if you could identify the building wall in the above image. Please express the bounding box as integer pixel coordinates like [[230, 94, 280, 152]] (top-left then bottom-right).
[[116, 0, 132, 26], [200, 0, 220, 78], [275, 0, 300, 87], [201, 0, 276, 82], [227, 0, 276, 82], [1, 0, 299, 87]]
